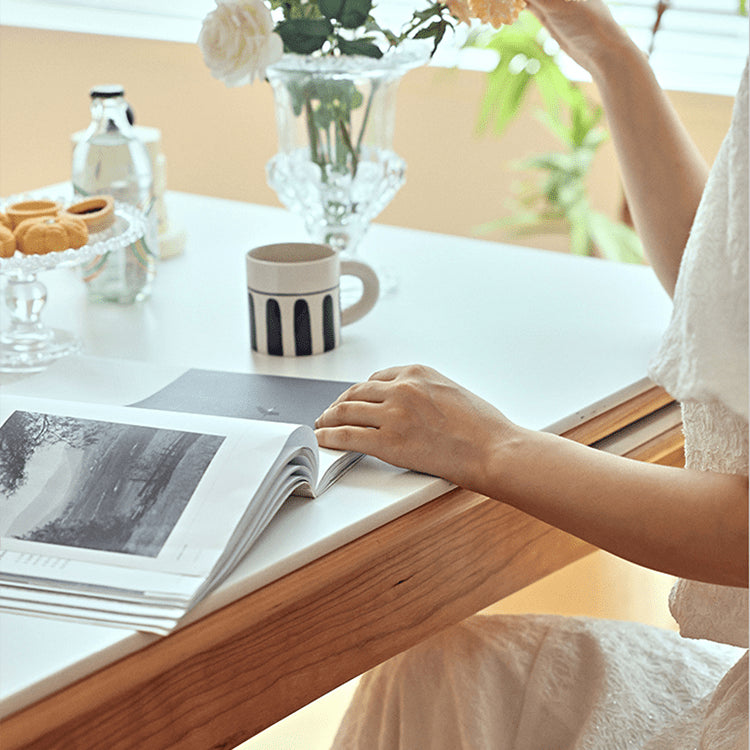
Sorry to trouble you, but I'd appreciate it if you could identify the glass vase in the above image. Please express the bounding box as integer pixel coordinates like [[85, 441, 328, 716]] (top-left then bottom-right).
[[265, 45, 427, 294]]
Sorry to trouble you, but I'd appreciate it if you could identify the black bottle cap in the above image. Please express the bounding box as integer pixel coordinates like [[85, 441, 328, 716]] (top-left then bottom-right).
[[90, 84, 125, 99]]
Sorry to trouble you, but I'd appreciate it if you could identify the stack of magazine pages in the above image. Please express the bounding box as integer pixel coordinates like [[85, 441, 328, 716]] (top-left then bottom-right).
[[0, 369, 359, 635]]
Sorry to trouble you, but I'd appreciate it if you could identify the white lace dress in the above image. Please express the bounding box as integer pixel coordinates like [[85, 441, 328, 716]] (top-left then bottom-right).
[[330, 62, 749, 750]]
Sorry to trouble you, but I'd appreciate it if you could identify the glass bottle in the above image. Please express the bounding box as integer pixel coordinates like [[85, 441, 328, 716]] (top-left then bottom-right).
[[72, 85, 156, 303]]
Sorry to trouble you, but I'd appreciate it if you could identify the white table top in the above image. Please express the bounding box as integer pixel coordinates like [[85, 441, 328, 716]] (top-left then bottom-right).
[[0, 191, 673, 717], [11, 191, 672, 425]]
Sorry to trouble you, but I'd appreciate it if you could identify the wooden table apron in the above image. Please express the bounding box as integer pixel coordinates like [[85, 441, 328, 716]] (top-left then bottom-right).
[[1, 386, 681, 750]]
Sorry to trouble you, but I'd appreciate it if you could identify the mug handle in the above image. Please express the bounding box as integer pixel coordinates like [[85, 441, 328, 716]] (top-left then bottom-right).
[[340, 259, 380, 326]]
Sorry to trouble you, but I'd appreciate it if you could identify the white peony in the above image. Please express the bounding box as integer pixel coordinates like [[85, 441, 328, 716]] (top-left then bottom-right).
[[198, 0, 283, 87]]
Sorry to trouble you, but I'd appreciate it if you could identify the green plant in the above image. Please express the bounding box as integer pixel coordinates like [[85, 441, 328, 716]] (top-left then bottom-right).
[[467, 12, 644, 263], [201, 0, 463, 182], [271, 0, 461, 177], [272, 0, 458, 58]]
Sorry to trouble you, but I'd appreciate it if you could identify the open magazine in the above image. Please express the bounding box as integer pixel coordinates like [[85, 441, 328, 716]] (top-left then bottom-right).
[[0, 370, 358, 635]]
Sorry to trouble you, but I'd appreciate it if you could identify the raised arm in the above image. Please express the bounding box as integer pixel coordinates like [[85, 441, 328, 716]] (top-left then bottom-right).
[[315, 366, 748, 588], [525, 0, 709, 295]]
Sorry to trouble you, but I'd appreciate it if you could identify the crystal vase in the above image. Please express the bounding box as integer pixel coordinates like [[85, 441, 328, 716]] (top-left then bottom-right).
[[265, 45, 427, 294]]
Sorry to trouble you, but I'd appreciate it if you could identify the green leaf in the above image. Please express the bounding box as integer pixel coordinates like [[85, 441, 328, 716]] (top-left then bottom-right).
[[535, 110, 569, 147], [276, 19, 333, 54], [336, 37, 383, 57], [489, 67, 531, 135], [556, 181, 585, 210], [431, 22, 447, 54], [365, 17, 398, 45], [412, 19, 448, 55], [568, 95, 599, 147], [318, 0, 344, 20], [476, 65, 509, 133], [476, 204, 572, 238], [534, 59, 578, 111], [581, 126, 607, 151], [338, 0, 372, 29], [586, 211, 644, 264], [520, 152, 577, 175], [309, 80, 364, 130], [413, 21, 439, 38], [568, 212, 591, 256]]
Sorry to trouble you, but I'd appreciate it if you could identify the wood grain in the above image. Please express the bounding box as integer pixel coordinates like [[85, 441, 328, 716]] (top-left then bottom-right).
[[2, 388, 683, 750], [2, 491, 594, 749]]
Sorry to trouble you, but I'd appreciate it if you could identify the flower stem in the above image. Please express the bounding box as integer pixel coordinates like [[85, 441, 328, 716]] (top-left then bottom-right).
[[355, 82, 376, 157], [337, 118, 358, 176], [304, 98, 321, 164]]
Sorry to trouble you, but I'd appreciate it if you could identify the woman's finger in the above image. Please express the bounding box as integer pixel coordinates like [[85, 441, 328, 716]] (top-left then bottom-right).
[[328, 365, 435, 411], [315, 400, 382, 429], [369, 364, 439, 383], [330, 378, 391, 407], [368, 366, 406, 382], [315, 425, 385, 457]]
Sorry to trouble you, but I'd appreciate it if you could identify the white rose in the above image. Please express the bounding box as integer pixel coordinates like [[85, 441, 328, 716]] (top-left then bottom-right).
[[198, 0, 283, 87]]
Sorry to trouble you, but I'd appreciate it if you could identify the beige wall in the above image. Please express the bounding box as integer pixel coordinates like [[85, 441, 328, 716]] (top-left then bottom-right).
[[0, 25, 734, 254], [0, 25, 735, 627]]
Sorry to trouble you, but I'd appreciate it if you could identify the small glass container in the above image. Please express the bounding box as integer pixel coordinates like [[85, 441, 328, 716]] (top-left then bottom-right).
[[71, 85, 156, 303]]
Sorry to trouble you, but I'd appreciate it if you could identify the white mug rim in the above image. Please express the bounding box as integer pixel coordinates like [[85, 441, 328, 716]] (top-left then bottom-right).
[[247, 242, 339, 296], [247, 242, 336, 267]]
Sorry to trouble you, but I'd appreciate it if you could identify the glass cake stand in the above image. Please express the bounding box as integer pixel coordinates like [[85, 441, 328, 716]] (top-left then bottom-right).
[[0, 204, 145, 373]]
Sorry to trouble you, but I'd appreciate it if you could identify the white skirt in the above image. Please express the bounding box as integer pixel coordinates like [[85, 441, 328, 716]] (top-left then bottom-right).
[[331, 614, 747, 750]]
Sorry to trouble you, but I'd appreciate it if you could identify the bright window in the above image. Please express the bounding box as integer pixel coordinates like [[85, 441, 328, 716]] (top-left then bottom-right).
[[606, 0, 748, 95], [1, 0, 746, 95]]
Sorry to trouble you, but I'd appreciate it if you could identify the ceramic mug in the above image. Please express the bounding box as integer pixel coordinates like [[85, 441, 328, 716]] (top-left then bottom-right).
[[246, 242, 379, 356]]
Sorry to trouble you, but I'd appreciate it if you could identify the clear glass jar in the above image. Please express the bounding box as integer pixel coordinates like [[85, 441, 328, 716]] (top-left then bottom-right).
[[72, 85, 156, 303]]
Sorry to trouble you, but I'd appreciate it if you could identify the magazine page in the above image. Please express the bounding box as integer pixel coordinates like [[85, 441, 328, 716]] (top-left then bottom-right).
[[0, 582, 186, 633], [130, 368, 360, 494], [0, 396, 316, 608], [130, 368, 353, 428]]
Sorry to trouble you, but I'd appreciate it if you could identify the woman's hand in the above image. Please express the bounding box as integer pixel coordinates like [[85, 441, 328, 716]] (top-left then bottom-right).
[[312, 7, 746, 586], [524, 0, 631, 81], [315, 365, 516, 491], [316, 367, 748, 586]]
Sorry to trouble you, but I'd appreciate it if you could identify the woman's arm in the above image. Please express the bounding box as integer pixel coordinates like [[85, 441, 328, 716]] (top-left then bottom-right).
[[315, 366, 748, 587], [525, 0, 710, 295]]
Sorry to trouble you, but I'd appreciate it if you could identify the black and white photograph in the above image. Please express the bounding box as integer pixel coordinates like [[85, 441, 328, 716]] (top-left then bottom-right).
[[0, 409, 225, 557]]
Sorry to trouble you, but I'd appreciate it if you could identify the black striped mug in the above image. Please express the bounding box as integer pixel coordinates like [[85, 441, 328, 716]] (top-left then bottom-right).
[[246, 243, 379, 356]]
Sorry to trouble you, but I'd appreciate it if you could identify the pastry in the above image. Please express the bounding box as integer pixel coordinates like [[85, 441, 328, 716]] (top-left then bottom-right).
[[0, 224, 16, 258], [64, 195, 115, 234], [14, 214, 89, 255], [6, 199, 61, 229]]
